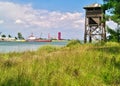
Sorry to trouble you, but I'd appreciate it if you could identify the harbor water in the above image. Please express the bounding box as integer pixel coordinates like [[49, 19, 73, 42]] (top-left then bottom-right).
[[0, 41, 68, 53]]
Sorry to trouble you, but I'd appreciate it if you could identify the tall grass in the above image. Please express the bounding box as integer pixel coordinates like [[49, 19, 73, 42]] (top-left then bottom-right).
[[0, 41, 120, 85]]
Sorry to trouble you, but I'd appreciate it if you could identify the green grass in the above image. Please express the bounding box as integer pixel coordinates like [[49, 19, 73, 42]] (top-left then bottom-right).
[[0, 41, 120, 86]]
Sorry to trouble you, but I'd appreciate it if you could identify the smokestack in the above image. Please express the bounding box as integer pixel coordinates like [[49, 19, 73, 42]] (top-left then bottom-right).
[[58, 32, 61, 40]]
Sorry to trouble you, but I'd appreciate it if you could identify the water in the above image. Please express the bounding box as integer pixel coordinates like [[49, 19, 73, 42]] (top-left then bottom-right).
[[0, 41, 68, 53]]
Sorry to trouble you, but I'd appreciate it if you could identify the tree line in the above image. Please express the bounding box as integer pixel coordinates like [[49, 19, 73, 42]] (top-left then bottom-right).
[[0, 32, 24, 40]]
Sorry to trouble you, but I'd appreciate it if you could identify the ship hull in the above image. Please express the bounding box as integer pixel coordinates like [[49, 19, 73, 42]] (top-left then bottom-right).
[[26, 39, 52, 42]]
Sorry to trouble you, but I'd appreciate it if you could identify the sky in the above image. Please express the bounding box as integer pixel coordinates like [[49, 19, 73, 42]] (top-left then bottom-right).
[[0, 0, 117, 40]]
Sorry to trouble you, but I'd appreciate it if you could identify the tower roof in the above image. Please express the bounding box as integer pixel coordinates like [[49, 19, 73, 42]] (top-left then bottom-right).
[[84, 3, 101, 9]]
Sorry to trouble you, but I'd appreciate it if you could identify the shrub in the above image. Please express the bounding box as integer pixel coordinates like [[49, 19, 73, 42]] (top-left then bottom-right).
[[94, 41, 106, 46], [105, 42, 120, 47], [66, 40, 81, 47], [38, 45, 58, 53]]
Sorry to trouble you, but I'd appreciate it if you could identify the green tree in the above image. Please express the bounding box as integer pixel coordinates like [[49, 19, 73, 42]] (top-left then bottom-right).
[[107, 26, 118, 42], [15, 37, 17, 40], [103, 0, 120, 42], [18, 32, 24, 40], [2, 34, 6, 38], [8, 35, 11, 38]]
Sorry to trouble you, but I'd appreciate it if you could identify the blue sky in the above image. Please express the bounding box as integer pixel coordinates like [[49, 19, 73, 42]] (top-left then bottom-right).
[[0, 0, 112, 40], [4, 0, 103, 11]]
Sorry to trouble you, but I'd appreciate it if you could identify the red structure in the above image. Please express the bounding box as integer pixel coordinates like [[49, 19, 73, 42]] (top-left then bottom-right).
[[58, 32, 61, 40]]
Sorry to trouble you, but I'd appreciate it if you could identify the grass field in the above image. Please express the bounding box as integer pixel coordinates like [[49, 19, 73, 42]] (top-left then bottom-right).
[[0, 40, 120, 86]]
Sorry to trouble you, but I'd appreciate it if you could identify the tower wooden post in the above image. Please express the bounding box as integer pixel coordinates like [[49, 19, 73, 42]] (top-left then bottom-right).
[[84, 3, 106, 43]]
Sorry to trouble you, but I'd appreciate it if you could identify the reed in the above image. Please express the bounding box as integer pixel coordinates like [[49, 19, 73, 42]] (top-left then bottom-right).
[[0, 41, 120, 86]]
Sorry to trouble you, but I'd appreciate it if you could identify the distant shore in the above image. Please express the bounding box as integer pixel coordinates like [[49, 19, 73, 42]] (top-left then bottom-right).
[[0, 41, 68, 53]]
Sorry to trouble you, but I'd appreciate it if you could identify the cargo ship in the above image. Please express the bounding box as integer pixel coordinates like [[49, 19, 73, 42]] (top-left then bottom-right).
[[26, 33, 52, 42]]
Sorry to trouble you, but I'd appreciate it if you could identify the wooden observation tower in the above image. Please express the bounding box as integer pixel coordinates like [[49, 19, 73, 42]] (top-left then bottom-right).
[[84, 3, 106, 43]]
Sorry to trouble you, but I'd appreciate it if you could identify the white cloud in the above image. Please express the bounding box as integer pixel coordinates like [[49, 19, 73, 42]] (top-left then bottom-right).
[[0, 20, 4, 24], [15, 19, 24, 24], [0, 1, 85, 39], [0, 1, 84, 29], [106, 21, 117, 30]]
